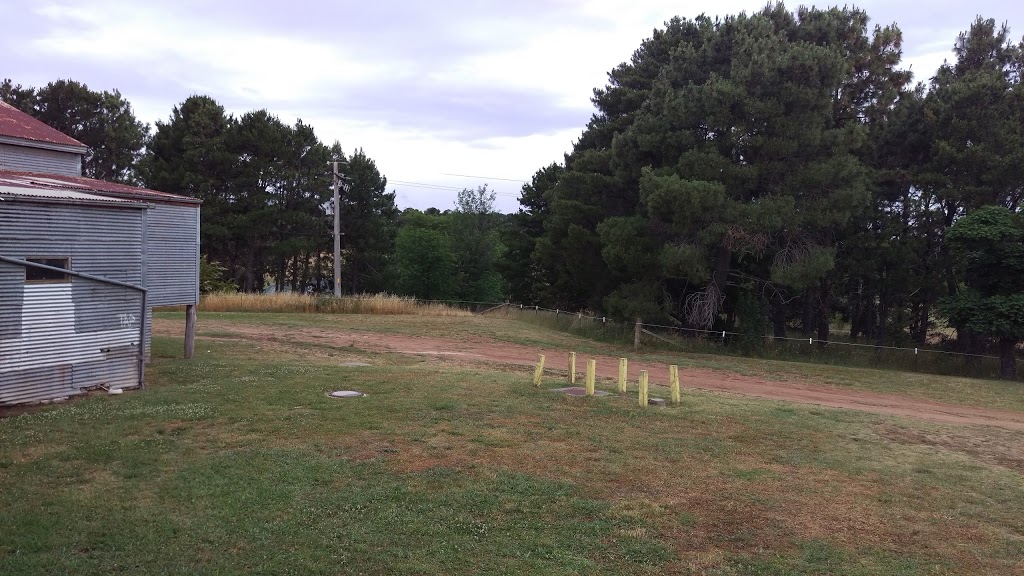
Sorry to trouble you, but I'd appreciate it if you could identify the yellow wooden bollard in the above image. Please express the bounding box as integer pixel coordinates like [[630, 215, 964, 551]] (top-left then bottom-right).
[[670, 364, 680, 404], [568, 352, 576, 384], [617, 358, 627, 393], [533, 354, 545, 387], [639, 370, 649, 407], [586, 359, 596, 396]]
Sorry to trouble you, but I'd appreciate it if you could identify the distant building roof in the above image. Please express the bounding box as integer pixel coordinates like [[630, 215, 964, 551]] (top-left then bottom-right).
[[0, 101, 88, 150], [0, 170, 200, 206]]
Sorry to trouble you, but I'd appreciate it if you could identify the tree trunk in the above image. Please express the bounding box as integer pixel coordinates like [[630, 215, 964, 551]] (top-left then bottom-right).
[[875, 289, 888, 347], [705, 245, 731, 327], [771, 292, 787, 340], [914, 299, 930, 346], [999, 337, 1017, 380], [711, 245, 730, 293], [289, 255, 300, 292], [299, 252, 310, 292], [801, 287, 815, 337], [816, 278, 830, 347]]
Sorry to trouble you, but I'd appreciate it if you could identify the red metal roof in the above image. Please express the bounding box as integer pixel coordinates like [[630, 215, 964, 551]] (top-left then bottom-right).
[[0, 101, 88, 149], [0, 170, 200, 205]]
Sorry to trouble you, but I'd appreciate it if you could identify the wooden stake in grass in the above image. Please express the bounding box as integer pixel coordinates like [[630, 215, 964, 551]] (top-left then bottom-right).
[[639, 370, 649, 407], [533, 354, 545, 387], [586, 359, 596, 396], [670, 365, 680, 404], [568, 352, 576, 384], [617, 358, 627, 393]]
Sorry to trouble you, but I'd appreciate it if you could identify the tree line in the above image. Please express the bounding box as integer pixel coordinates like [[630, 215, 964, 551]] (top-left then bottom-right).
[[5, 4, 1023, 376], [501, 7, 1024, 377], [1, 83, 507, 303]]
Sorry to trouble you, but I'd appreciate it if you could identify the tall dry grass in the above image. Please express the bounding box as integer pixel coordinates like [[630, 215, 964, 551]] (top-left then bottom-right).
[[198, 292, 471, 316]]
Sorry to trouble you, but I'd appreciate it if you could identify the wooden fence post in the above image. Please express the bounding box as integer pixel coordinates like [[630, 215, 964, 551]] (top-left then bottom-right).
[[639, 370, 649, 407], [568, 352, 576, 385], [586, 359, 596, 396], [670, 365, 680, 404], [184, 304, 197, 360], [617, 358, 627, 393], [634, 318, 642, 350], [533, 354, 545, 387]]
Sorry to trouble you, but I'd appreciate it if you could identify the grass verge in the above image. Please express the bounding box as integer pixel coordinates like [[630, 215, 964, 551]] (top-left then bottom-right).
[[155, 311, 1024, 412], [2, 322, 1024, 574]]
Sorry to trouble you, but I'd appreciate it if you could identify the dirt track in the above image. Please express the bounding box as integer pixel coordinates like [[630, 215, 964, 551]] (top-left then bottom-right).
[[155, 318, 1024, 431]]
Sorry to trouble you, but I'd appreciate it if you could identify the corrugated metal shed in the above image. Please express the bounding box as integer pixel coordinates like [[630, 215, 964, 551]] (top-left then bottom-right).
[[0, 193, 147, 405], [0, 110, 202, 405], [0, 169, 201, 307]]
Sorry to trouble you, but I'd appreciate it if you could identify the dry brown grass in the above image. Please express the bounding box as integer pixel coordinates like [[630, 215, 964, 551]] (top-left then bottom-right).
[[196, 292, 471, 316]]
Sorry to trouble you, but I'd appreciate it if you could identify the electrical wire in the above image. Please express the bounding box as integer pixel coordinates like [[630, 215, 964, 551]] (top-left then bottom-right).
[[442, 172, 529, 183], [388, 179, 521, 197]]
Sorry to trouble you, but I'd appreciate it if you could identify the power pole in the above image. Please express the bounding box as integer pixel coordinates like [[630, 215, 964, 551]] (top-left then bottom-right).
[[332, 161, 342, 297]]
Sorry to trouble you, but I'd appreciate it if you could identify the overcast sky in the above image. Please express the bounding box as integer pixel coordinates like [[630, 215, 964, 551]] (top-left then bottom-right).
[[3, 1, 1022, 212]]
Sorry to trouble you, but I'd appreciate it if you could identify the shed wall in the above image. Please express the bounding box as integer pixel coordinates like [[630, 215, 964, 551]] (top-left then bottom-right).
[[0, 143, 81, 176], [0, 202, 146, 405], [145, 203, 199, 307], [0, 264, 144, 404], [0, 201, 143, 283]]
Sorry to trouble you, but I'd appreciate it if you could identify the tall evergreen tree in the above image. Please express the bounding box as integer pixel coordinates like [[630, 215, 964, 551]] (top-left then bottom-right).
[[527, 5, 908, 337], [335, 147, 400, 295], [502, 163, 561, 304], [940, 206, 1024, 378], [1, 79, 148, 183]]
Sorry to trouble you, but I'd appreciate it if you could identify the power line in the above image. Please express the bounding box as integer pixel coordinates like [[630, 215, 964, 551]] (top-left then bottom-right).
[[442, 172, 529, 183], [389, 179, 520, 197]]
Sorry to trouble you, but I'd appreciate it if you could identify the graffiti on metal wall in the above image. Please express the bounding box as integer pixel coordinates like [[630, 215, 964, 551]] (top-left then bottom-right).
[[0, 284, 140, 373]]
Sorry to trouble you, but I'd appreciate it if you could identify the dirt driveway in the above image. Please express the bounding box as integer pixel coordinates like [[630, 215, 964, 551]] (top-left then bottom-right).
[[155, 317, 1024, 431]]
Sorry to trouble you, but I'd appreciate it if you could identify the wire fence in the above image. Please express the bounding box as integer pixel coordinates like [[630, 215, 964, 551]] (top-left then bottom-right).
[[174, 293, 1016, 380], [478, 303, 1016, 381]]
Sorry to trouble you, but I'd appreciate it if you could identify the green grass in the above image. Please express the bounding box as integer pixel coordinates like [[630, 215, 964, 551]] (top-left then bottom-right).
[[156, 310, 1024, 412], [3, 317, 1024, 574]]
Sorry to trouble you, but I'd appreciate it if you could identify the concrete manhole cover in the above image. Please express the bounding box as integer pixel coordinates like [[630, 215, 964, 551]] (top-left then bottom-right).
[[552, 387, 613, 397], [329, 390, 366, 398], [340, 362, 371, 367]]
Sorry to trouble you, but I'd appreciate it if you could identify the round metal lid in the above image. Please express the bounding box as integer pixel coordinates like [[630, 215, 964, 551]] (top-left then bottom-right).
[[329, 390, 366, 398]]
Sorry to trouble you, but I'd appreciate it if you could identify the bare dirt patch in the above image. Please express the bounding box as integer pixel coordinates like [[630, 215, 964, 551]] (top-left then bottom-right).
[[154, 317, 1024, 430]]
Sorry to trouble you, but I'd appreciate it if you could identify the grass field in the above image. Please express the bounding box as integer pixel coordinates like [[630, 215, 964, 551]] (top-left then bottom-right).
[[2, 313, 1023, 574]]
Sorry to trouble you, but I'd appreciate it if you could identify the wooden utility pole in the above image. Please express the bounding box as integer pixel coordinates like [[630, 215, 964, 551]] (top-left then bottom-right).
[[332, 161, 342, 297]]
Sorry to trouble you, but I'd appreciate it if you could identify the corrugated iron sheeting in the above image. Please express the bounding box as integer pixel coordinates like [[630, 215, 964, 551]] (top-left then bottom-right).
[[0, 143, 81, 176], [0, 201, 144, 285], [0, 266, 143, 405], [145, 203, 199, 306], [0, 200, 147, 405]]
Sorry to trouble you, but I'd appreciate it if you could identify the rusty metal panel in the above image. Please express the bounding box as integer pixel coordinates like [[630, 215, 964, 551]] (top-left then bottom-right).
[[0, 143, 81, 176], [145, 203, 200, 307]]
